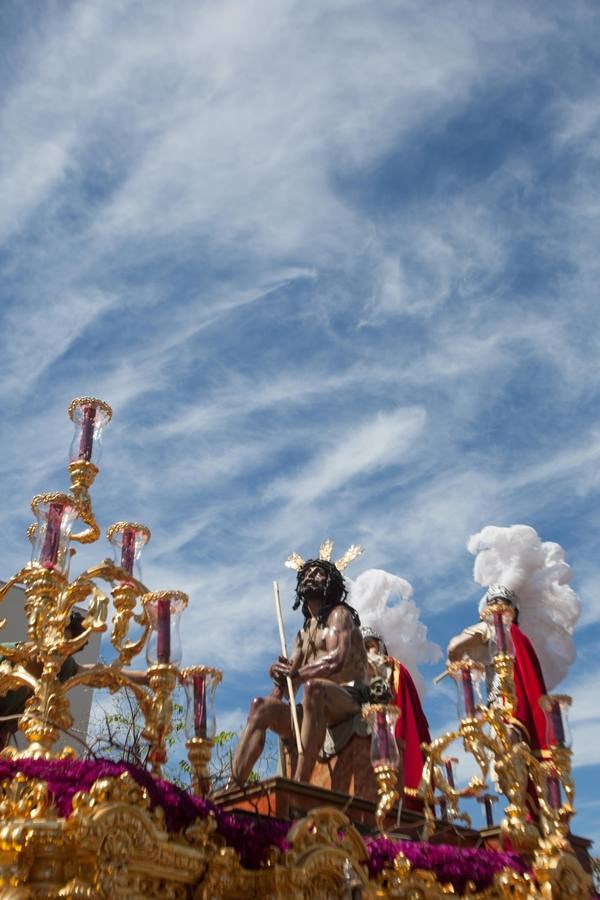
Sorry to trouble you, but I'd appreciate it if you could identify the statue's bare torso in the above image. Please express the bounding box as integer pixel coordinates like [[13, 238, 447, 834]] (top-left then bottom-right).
[[294, 607, 368, 688]]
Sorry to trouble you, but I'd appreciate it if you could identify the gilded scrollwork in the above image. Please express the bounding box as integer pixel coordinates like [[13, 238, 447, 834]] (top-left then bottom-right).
[[0, 767, 592, 899], [0, 775, 53, 823], [0, 398, 591, 899]]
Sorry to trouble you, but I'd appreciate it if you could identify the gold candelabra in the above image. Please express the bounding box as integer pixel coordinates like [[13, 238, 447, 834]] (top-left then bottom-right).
[[0, 397, 221, 791], [363, 703, 401, 835], [180, 665, 222, 796], [419, 600, 576, 870]]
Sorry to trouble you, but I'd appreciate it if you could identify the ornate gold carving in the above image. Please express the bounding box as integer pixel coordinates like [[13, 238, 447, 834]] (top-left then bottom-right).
[[72, 772, 150, 814], [286, 807, 368, 865], [284, 552, 305, 572], [318, 538, 334, 562], [142, 590, 188, 607], [29, 493, 76, 515], [334, 544, 364, 572], [0, 767, 590, 898], [371, 854, 543, 899], [143, 664, 178, 777], [59, 772, 210, 899], [446, 658, 486, 679], [179, 666, 222, 683], [186, 738, 213, 797], [0, 774, 53, 824], [67, 462, 100, 543], [373, 764, 399, 835], [110, 582, 150, 666], [480, 600, 515, 622], [0, 397, 588, 898], [67, 398, 112, 424], [422, 650, 579, 863], [534, 845, 593, 899], [284, 539, 364, 572], [105, 522, 151, 545]]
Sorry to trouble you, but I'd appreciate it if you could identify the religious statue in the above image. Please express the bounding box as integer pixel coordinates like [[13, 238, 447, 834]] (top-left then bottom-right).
[[361, 625, 431, 808], [447, 585, 548, 753], [231, 543, 383, 786]]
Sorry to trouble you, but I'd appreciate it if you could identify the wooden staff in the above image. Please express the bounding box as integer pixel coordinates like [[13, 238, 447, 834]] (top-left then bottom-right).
[[273, 581, 303, 756]]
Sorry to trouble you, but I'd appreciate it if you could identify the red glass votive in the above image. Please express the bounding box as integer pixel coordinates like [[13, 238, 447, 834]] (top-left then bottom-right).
[[375, 710, 391, 761], [462, 668, 476, 717], [193, 673, 208, 738], [78, 404, 97, 461], [156, 598, 171, 663], [550, 700, 566, 747], [492, 610, 508, 653], [144, 591, 187, 668], [39, 501, 67, 568], [547, 771, 561, 810], [121, 527, 136, 575]]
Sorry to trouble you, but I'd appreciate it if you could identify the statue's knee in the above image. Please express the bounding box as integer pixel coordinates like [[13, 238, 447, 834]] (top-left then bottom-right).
[[248, 696, 266, 722], [303, 680, 324, 707]]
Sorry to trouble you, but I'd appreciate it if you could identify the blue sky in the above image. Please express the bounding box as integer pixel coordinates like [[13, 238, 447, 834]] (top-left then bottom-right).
[[1, 0, 600, 847]]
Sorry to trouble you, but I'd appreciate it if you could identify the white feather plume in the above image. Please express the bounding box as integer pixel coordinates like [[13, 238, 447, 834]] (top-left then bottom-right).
[[468, 524, 581, 689], [346, 568, 442, 698]]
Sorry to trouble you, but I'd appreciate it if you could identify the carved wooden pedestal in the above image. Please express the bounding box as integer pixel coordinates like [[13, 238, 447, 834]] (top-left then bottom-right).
[[280, 733, 381, 803], [213, 775, 479, 845]]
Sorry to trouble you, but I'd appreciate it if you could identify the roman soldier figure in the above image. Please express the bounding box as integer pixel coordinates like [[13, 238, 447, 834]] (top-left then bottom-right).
[[447, 584, 548, 753], [361, 624, 431, 808]]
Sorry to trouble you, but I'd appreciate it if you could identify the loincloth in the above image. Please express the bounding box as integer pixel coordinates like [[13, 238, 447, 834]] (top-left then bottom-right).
[[287, 677, 392, 760]]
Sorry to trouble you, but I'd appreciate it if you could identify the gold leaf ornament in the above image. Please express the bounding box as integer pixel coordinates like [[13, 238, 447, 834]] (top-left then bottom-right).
[[285, 540, 364, 573]]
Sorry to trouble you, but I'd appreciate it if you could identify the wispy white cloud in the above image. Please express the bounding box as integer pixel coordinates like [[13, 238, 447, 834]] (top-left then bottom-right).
[[2, 0, 600, 844], [267, 408, 427, 506]]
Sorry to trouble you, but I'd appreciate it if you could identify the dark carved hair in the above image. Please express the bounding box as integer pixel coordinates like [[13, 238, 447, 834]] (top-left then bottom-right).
[[293, 559, 361, 627]]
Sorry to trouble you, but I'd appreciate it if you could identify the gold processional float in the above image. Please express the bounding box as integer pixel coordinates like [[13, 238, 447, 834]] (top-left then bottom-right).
[[0, 397, 592, 899]]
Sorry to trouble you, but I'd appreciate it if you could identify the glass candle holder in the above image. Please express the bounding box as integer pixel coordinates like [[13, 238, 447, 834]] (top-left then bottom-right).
[[68, 397, 112, 466], [180, 667, 221, 740], [449, 660, 485, 720], [364, 704, 400, 768], [106, 522, 151, 581], [30, 493, 78, 574], [481, 600, 514, 657], [143, 591, 188, 666], [546, 767, 562, 810], [540, 694, 572, 749]]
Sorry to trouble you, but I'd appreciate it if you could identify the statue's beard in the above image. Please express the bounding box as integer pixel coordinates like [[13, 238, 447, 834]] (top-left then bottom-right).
[[299, 580, 326, 602]]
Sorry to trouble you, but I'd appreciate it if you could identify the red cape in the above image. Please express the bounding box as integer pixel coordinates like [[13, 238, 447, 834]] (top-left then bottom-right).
[[389, 660, 431, 808], [511, 624, 548, 752]]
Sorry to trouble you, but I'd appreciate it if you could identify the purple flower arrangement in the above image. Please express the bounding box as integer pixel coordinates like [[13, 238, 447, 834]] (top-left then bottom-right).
[[0, 757, 289, 869], [0, 758, 528, 887], [365, 836, 528, 894]]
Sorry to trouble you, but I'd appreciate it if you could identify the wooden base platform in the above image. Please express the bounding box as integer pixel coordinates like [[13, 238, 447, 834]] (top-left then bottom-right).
[[214, 776, 595, 877], [213, 776, 479, 845], [279, 732, 382, 803]]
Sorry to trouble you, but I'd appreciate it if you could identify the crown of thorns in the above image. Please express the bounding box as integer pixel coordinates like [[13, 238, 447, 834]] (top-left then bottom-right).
[[284, 538, 363, 573]]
